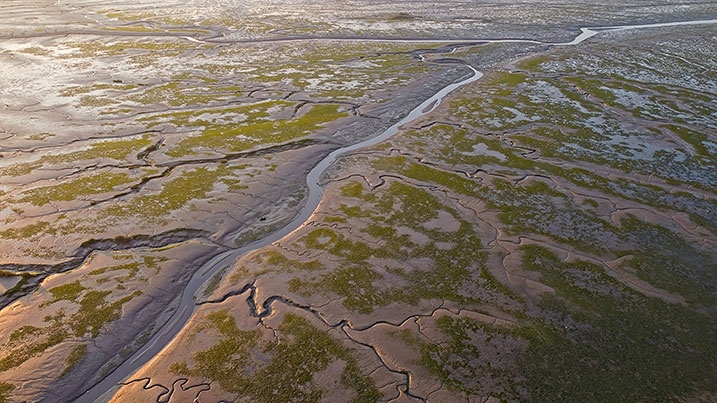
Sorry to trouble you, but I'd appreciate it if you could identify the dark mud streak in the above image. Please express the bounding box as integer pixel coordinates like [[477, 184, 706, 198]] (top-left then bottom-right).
[[0, 228, 218, 310], [118, 378, 169, 399], [158, 137, 340, 167], [118, 377, 211, 403], [304, 220, 355, 234], [271, 241, 313, 258], [158, 378, 211, 403], [197, 282, 255, 306], [71, 229, 212, 258], [136, 138, 164, 164], [343, 330, 428, 403]]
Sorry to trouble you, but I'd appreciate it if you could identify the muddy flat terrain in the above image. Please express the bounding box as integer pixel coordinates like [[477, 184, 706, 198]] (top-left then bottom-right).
[[0, 1, 716, 402]]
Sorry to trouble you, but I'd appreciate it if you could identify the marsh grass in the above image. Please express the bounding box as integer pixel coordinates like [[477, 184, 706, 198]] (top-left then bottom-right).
[[0, 316, 67, 372], [286, 180, 526, 312], [61, 344, 87, 377], [445, 48, 716, 190], [0, 273, 143, 375], [133, 101, 338, 155], [170, 311, 380, 402], [17, 172, 135, 206], [0, 383, 14, 403], [103, 165, 243, 220], [516, 245, 717, 401], [0, 221, 56, 239], [395, 241, 716, 401], [0, 134, 151, 178], [407, 316, 528, 400]]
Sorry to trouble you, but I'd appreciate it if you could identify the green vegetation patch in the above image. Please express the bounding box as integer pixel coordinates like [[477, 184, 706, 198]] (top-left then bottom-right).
[[47, 281, 86, 304], [446, 47, 716, 189], [46, 136, 152, 163], [244, 42, 434, 99], [0, 382, 15, 403], [87, 260, 150, 284], [255, 250, 323, 272], [60, 83, 138, 97], [20, 46, 51, 56], [402, 317, 528, 400], [61, 344, 88, 376], [70, 290, 140, 337], [370, 154, 716, 305], [126, 81, 234, 107], [375, 157, 615, 252], [0, 221, 56, 240], [617, 215, 717, 306], [16, 172, 136, 206], [44, 280, 142, 337], [666, 124, 716, 159], [0, 315, 67, 372], [299, 227, 373, 262], [287, 180, 524, 313], [161, 102, 348, 157], [389, 243, 717, 401], [293, 263, 388, 314], [514, 245, 717, 402], [170, 311, 380, 402], [0, 276, 142, 374], [62, 40, 194, 59], [396, 123, 715, 231], [0, 161, 42, 177], [103, 164, 242, 220]]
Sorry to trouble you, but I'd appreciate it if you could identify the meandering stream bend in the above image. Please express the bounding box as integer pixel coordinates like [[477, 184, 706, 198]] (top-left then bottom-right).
[[75, 18, 717, 402]]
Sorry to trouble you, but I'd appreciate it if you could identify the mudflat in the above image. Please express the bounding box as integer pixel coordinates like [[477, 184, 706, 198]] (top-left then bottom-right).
[[0, 1, 715, 402]]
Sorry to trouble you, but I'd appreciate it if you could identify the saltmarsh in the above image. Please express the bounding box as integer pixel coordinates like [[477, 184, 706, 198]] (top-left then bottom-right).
[[0, 136, 154, 179], [370, 154, 715, 303], [444, 42, 717, 190], [3, 3, 716, 402], [169, 311, 380, 402], [53, 36, 439, 115], [269, 180, 519, 314], [0, 251, 168, 388], [102, 164, 249, 220], [144, 101, 348, 158], [333, 26, 717, 401]]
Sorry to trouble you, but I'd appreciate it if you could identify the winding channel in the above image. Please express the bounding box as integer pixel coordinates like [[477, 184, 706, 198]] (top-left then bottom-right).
[[75, 18, 717, 402]]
